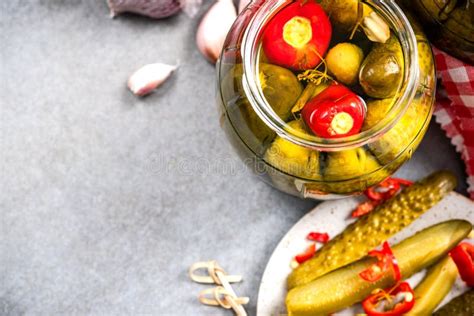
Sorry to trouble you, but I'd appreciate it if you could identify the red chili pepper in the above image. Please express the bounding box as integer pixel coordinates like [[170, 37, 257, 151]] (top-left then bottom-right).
[[362, 282, 415, 316], [307, 232, 329, 243], [262, 0, 332, 70], [295, 243, 316, 264], [366, 178, 401, 201], [353, 178, 413, 217], [352, 200, 380, 218], [359, 260, 386, 282], [301, 83, 366, 138], [450, 242, 474, 287], [360, 242, 401, 282]]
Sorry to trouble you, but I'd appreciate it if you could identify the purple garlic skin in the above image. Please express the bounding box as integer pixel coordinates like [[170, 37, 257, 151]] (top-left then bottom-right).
[[107, 0, 181, 19]]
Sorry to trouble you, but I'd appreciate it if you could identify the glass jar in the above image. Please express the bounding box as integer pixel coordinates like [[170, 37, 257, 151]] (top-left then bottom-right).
[[217, 0, 436, 199]]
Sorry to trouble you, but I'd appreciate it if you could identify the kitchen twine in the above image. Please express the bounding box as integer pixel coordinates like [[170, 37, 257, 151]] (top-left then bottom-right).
[[189, 260, 249, 316]]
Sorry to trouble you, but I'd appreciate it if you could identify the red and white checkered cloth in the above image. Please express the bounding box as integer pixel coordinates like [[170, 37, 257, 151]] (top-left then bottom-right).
[[432, 47, 474, 199]]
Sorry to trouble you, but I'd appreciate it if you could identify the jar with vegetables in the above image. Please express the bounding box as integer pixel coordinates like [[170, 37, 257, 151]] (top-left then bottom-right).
[[397, 0, 474, 64], [217, 0, 436, 199]]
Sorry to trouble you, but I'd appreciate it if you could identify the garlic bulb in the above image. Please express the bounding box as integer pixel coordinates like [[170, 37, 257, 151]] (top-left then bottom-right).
[[238, 0, 251, 13], [196, 0, 237, 63], [107, 0, 202, 19], [128, 63, 177, 96]]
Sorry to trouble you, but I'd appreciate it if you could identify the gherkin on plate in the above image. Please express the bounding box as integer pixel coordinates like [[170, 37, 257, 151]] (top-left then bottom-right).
[[434, 290, 474, 316], [287, 219, 472, 316], [287, 171, 457, 289], [406, 255, 458, 316]]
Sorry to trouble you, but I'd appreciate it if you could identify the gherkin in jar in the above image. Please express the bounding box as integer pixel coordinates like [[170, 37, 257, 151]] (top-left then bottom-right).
[[359, 35, 403, 99], [366, 26, 435, 165], [319, 148, 387, 194], [265, 120, 320, 180], [362, 98, 395, 131], [221, 63, 303, 151]]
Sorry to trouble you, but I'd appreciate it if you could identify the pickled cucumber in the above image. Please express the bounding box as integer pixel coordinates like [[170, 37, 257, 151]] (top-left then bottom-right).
[[359, 35, 403, 98], [287, 170, 457, 289], [323, 148, 381, 181], [320, 0, 372, 31], [259, 63, 303, 118], [362, 98, 395, 130], [401, 9, 436, 92], [434, 290, 474, 316], [406, 255, 458, 316], [368, 96, 430, 165], [286, 220, 472, 316], [222, 63, 303, 148], [265, 120, 320, 180], [366, 25, 434, 164], [318, 148, 387, 194]]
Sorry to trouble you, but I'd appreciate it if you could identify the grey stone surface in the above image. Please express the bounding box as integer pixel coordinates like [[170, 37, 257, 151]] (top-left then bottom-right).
[[0, 1, 468, 315]]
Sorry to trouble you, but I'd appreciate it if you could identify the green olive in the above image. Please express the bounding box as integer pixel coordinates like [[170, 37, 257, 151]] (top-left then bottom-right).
[[326, 43, 364, 85], [359, 36, 403, 98]]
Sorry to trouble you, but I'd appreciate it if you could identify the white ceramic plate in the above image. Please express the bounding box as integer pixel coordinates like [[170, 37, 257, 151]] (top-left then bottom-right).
[[257, 192, 474, 316]]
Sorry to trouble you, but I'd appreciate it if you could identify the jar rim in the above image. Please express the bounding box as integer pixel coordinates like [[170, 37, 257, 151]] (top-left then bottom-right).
[[241, 0, 420, 151]]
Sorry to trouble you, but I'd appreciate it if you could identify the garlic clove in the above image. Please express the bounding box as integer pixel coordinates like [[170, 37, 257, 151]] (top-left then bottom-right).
[[127, 63, 177, 97], [196, 0, 237, 64], [362, 12, 390, 44], [238, 0, 251, 13]]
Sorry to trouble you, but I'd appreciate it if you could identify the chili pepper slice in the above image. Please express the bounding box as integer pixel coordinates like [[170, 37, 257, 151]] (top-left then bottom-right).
[[307, 232, 329, 243], [301, 83, 366, 138], [295, 243, 316, 264], [360, 242, 401, 282], [450, 242, 474, 287], [359, 260, 386, 282], [352, 200, 380, 218], [366, 178, 401, 201], [353, 177, 413, 218], [381, 241, 401, 282], [362, 282, 415, 316], [262, 0, 332, 70]]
